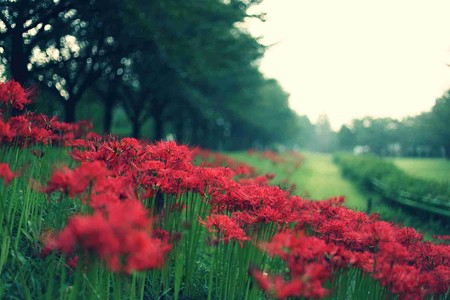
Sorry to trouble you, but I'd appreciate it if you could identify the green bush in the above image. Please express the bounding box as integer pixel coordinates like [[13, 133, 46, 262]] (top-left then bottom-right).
[[334, 153, 450, 217]]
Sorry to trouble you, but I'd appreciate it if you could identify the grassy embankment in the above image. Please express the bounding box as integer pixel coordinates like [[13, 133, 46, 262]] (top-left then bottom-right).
[[391, 157, 450, 184], [334, 153, 449, 237]]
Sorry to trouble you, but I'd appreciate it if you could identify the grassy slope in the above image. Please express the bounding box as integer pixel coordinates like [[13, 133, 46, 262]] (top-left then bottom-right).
[[229, 152, 368, 211], [390, 157, 450, 184]]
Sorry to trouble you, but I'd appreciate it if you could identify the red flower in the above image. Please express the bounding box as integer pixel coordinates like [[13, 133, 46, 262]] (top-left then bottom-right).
[[45, 200, 171, 273], [0, 80, 34, 110], [44, 166, 77, 197], [255, 230, 337, 298], [45, 161, 110, 198], [250, 269, 327, 300], [204, 214, 249, 246], [0, 162, 18, 185], [0, 119, 15, 142], [433, 235, 450, 241]]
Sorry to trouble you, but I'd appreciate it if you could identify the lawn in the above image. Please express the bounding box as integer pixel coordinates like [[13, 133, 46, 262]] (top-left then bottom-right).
[[390, 157, 450, 183], [229, 151, 368, 211]]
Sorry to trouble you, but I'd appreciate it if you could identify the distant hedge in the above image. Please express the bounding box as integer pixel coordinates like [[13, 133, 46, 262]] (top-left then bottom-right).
[[333, 153, 450, 218]]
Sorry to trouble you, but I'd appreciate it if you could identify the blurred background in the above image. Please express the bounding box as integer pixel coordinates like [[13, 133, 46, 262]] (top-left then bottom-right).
[[1, 0, 450, 156]]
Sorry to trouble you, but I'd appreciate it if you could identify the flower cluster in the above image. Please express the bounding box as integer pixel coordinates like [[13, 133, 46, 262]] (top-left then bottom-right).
[[47, 200, 171, 273], [0, 81, 98, 147], [192, 148, 256, 177], [275, 198, 450, 299], [2, 80, 449, 298], [204, 214, 250, 246], [41, 148, 172, 273], [251, 230, 333, 299], [0, 80, 34, 110]]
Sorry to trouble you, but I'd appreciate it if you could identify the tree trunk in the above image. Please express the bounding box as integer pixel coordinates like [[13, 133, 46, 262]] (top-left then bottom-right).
[[64, 99, 77, 123], [191, 115, 202, 146], [152, 101, 165, 141], [444, 144, 450, 159], [103, 101, 114, 134], [10, 27, 29, 86], [131, 120, 141, 138], [174, 117, 184, 144], [153, 113, 164, 141], [10, 26, 30, 116]]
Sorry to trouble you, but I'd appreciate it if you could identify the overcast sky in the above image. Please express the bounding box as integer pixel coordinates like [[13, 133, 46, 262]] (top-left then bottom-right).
[[245, 0, 450, 130]]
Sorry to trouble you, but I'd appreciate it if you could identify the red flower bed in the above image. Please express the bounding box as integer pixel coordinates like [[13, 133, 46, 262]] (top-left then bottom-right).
[[1, 80, 448, 299]]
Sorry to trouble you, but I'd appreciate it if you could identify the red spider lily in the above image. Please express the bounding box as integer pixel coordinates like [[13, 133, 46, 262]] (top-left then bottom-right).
[[203, 214, 250, 246], [0, 80, 35, 110], [45, 200, 171, 273], [231, 211, 258, 227], [9, 115, 31, 137], [374, 264, 424, 300], [433, 235, 450, 241], [254, 230, 335, 298], [0, 162, 18, 185], [239, 175, 271, 186], [250, 269, 328, 299], [395, 227, 423, 246], [45, 161, 110, 198], [191, 148, 256, 177], [0, 119, 15, 143], [44, 166, 75, 196], [0, 87, 98, 147], [423, 265, 450, 295]]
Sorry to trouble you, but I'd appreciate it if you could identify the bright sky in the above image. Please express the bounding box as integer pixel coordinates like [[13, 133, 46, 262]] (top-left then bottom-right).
[[245, 0, 450, 130]]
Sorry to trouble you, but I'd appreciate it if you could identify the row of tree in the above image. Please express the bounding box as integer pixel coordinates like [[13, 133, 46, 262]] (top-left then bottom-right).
[[0, 0, 299, 150], [295, 90, 450, 158]]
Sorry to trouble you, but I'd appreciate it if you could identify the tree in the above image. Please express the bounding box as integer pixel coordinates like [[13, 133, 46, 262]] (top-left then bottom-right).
[[0, 0, 75, 85], [337, 125, 356, 151], [296, 115, 314, 149], [429, 90, 450, 158], [2, 0, 301, 150], [32, 0, 135, 122], [311, 115, 336, 152]]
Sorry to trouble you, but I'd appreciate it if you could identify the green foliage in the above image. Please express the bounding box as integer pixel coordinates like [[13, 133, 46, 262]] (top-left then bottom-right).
[[334, 90, 450, 157], [0, 0, 299, 149], [291, 115, 338, 153], [337, 125, 356, 151], [428, 91, 450, 157], [296, 115, 315, 148], [391, 157, 450, 184], [334, 153, 450, 218]]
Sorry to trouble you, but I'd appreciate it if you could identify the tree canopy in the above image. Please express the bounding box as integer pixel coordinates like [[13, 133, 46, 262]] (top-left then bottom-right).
[[334, 90, 450, 158], [0, 0, 300, 150]]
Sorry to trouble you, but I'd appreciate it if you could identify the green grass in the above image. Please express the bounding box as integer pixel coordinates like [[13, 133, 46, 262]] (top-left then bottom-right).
[[290, 152, 368, 210], [229, 151, 368, 211], [334, 153, 450, 237], [390, 157, 450, 184]]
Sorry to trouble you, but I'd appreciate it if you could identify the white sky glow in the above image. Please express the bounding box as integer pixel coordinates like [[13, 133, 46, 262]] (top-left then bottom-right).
[[245, 0, 450, 130]]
